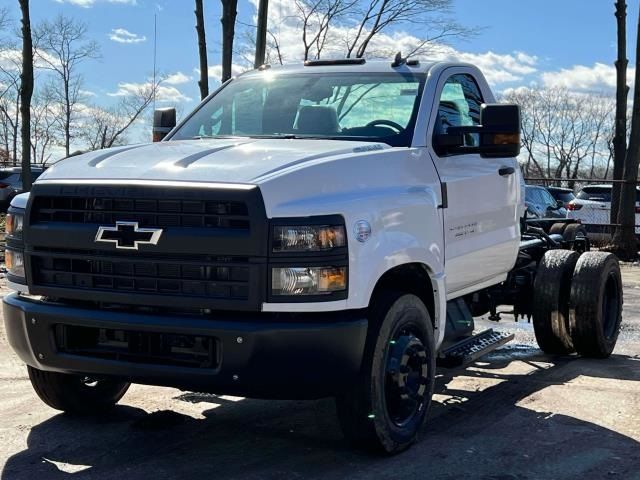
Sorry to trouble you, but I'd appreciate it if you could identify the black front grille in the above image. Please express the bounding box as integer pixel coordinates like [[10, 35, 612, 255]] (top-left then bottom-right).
[[25, 183, 268, 311], [55, 325, 219, 369], [32, 250, 250, 300], [32, 196, 250, 229]]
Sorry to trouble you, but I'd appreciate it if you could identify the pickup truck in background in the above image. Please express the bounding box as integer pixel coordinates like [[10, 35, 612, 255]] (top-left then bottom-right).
[[3, 57, 623, 454]]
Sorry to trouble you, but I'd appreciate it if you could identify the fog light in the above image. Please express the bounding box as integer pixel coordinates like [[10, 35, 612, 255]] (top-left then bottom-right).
[[272, 267, 346, 296], [5, 249, 25, 279]]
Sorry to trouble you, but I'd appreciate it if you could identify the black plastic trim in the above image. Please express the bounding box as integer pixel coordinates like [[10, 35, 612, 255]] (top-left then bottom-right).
[[3, 293, 367, 399]]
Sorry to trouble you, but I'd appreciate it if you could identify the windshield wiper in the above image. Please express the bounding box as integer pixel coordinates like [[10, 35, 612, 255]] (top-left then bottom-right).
[[190, 135, 244, 140]]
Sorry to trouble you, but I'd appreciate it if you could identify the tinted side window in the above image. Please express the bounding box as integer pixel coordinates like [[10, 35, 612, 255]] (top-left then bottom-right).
[[526, 188, 543, 204], [541, 190, 556, 207], [577, 188, 612, 202], [434, 73, 483, 153]]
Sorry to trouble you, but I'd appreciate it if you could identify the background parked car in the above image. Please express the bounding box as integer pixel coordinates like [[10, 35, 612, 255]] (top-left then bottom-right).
[[566, 184, 640, 241], [0, 166, 44, 210], [546, 186, 576, 207], [525, 185, 567, 219]]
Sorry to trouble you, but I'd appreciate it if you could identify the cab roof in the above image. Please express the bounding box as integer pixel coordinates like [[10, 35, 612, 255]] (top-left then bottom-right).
[[238, 59, 466, 78]]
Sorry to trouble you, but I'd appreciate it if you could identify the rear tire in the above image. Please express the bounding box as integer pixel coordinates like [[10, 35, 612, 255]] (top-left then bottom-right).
[[562, 223, 588, 249], [336, 292, 436, 454], [532, 250, 580, 354], [569, 252, 623, 358], [28, 366, 130, 414], [549, 223, 568, 236]]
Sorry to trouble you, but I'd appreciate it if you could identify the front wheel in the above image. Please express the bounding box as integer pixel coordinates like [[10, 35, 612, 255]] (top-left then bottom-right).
[[28, 366, 130, 414], [335, 293, 436, 454]]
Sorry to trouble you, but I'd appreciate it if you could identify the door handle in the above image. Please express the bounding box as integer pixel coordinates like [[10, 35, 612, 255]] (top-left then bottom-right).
[[498, 166, 515, 177]]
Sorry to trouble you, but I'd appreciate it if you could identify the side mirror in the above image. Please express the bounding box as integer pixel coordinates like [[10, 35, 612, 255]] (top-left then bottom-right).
[[153, 108, 176, 142], [478, 104, 521, 158], [434, 103, 521, 158]]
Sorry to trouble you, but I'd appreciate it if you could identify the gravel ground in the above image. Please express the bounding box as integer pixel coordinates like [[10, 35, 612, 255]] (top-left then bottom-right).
[[0, 268, 638, 480]]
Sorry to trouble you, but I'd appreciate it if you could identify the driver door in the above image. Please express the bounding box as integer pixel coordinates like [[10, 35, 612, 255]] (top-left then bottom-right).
[[429, 71, 520, 297]]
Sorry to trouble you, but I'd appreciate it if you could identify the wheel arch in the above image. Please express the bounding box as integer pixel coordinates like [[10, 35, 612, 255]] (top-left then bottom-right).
[[368, 262, 447, 348]]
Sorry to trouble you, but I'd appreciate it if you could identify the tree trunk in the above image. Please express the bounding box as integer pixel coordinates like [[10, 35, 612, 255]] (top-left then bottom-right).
[[18, 0, 33, 192], [64, 81, 71, 157], [194, 0, 209, 100], [611, 6, 640, 260], [253, 0, 267, 68], [611, 1, 629, 231], [221, 0, 238, 82]]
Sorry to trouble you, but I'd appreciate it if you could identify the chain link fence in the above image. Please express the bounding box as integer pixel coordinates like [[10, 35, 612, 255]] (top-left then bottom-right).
[[524, 177, 640, 243]]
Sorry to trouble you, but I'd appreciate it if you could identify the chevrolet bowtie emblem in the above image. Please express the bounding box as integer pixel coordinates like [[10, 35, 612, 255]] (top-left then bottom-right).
[[95, 222, 163, 250]]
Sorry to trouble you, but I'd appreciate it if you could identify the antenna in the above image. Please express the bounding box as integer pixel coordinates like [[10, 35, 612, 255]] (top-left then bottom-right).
[[152, 13, 157, 112]]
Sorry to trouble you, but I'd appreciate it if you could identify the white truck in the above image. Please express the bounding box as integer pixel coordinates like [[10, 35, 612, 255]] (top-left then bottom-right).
[[3, 57, 623, 454]]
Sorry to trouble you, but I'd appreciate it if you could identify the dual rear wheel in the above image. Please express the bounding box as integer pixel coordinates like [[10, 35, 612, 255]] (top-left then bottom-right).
[[532, 251, 623, 358]]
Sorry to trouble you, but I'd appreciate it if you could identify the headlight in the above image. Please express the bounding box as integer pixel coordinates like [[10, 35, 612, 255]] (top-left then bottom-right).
[[272, 266, 347, 296], [5, 212, 24, 239], [5, 249, 25, 279], [272, 225, 345, 253]]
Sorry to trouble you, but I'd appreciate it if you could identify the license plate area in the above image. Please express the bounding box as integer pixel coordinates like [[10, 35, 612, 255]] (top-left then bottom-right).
[[54, 325, 219, 369]]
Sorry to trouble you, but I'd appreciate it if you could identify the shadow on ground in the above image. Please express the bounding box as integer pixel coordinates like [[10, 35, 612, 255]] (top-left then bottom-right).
[[3, 353, 640, 480]]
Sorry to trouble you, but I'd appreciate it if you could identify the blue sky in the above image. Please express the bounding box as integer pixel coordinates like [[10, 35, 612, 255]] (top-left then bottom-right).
[[5, 0, 640, 137]]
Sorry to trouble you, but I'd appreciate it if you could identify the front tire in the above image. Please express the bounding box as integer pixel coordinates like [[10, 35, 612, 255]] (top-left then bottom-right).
[[28, 366, 130, 414], [335, 293, 436, 454]]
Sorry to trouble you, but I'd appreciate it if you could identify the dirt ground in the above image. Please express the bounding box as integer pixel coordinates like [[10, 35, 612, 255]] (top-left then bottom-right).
[[0, 268, 639, 480]]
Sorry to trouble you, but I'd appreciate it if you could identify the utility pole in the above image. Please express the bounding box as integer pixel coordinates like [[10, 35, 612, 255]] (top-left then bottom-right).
[[254, 0, 268, 68]]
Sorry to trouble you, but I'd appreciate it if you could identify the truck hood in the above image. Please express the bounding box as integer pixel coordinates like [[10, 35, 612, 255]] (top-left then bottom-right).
[[39, 138, 390, 185]]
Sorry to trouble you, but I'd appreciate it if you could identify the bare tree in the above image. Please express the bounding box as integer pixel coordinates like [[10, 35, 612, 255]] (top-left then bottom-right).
[[82, 80, 159, 150], [611, 0, 629, 231], [30, 87, 58, 163], [221, 0, 238, 81], [194, 0, 209, 100], [610, 7, 640, 260], [294, 0, 357, 60], [0, 75, 20, 165], [0, 12, 21, 164], [502, 87, 615, 184], [19, 0, 33, 191], [35, 14, 100, 157], [344, 0, 470, 58]]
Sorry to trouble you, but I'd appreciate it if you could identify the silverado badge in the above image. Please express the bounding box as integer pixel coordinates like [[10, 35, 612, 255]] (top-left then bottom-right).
[[95, 221, 163, 250]]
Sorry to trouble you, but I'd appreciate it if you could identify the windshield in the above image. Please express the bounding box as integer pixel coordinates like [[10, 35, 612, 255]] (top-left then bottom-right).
[[170, 72, 425, 147]]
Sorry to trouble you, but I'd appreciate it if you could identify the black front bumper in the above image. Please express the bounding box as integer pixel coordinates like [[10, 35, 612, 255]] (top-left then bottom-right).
[[3, 294, 367, 399]]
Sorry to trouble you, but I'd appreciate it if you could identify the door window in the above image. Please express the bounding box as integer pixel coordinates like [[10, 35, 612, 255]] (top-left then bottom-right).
[[541, 190, 557, 208], [433, 74, 484, 153]]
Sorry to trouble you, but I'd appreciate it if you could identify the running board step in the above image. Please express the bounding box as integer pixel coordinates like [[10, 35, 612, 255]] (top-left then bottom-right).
[[438, 329, 514, 368]]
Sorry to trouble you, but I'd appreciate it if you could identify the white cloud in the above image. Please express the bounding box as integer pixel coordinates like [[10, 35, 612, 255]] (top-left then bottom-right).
[[108, 28, 146, 44], [108, 81, 192, 103], [541, 62, 634, 92], [164, 72, 192, 85], [55, 0, 137, 7], [206, 64, 246, 82], [245, 0, 539, 87], [0, 49, 62, 72]]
